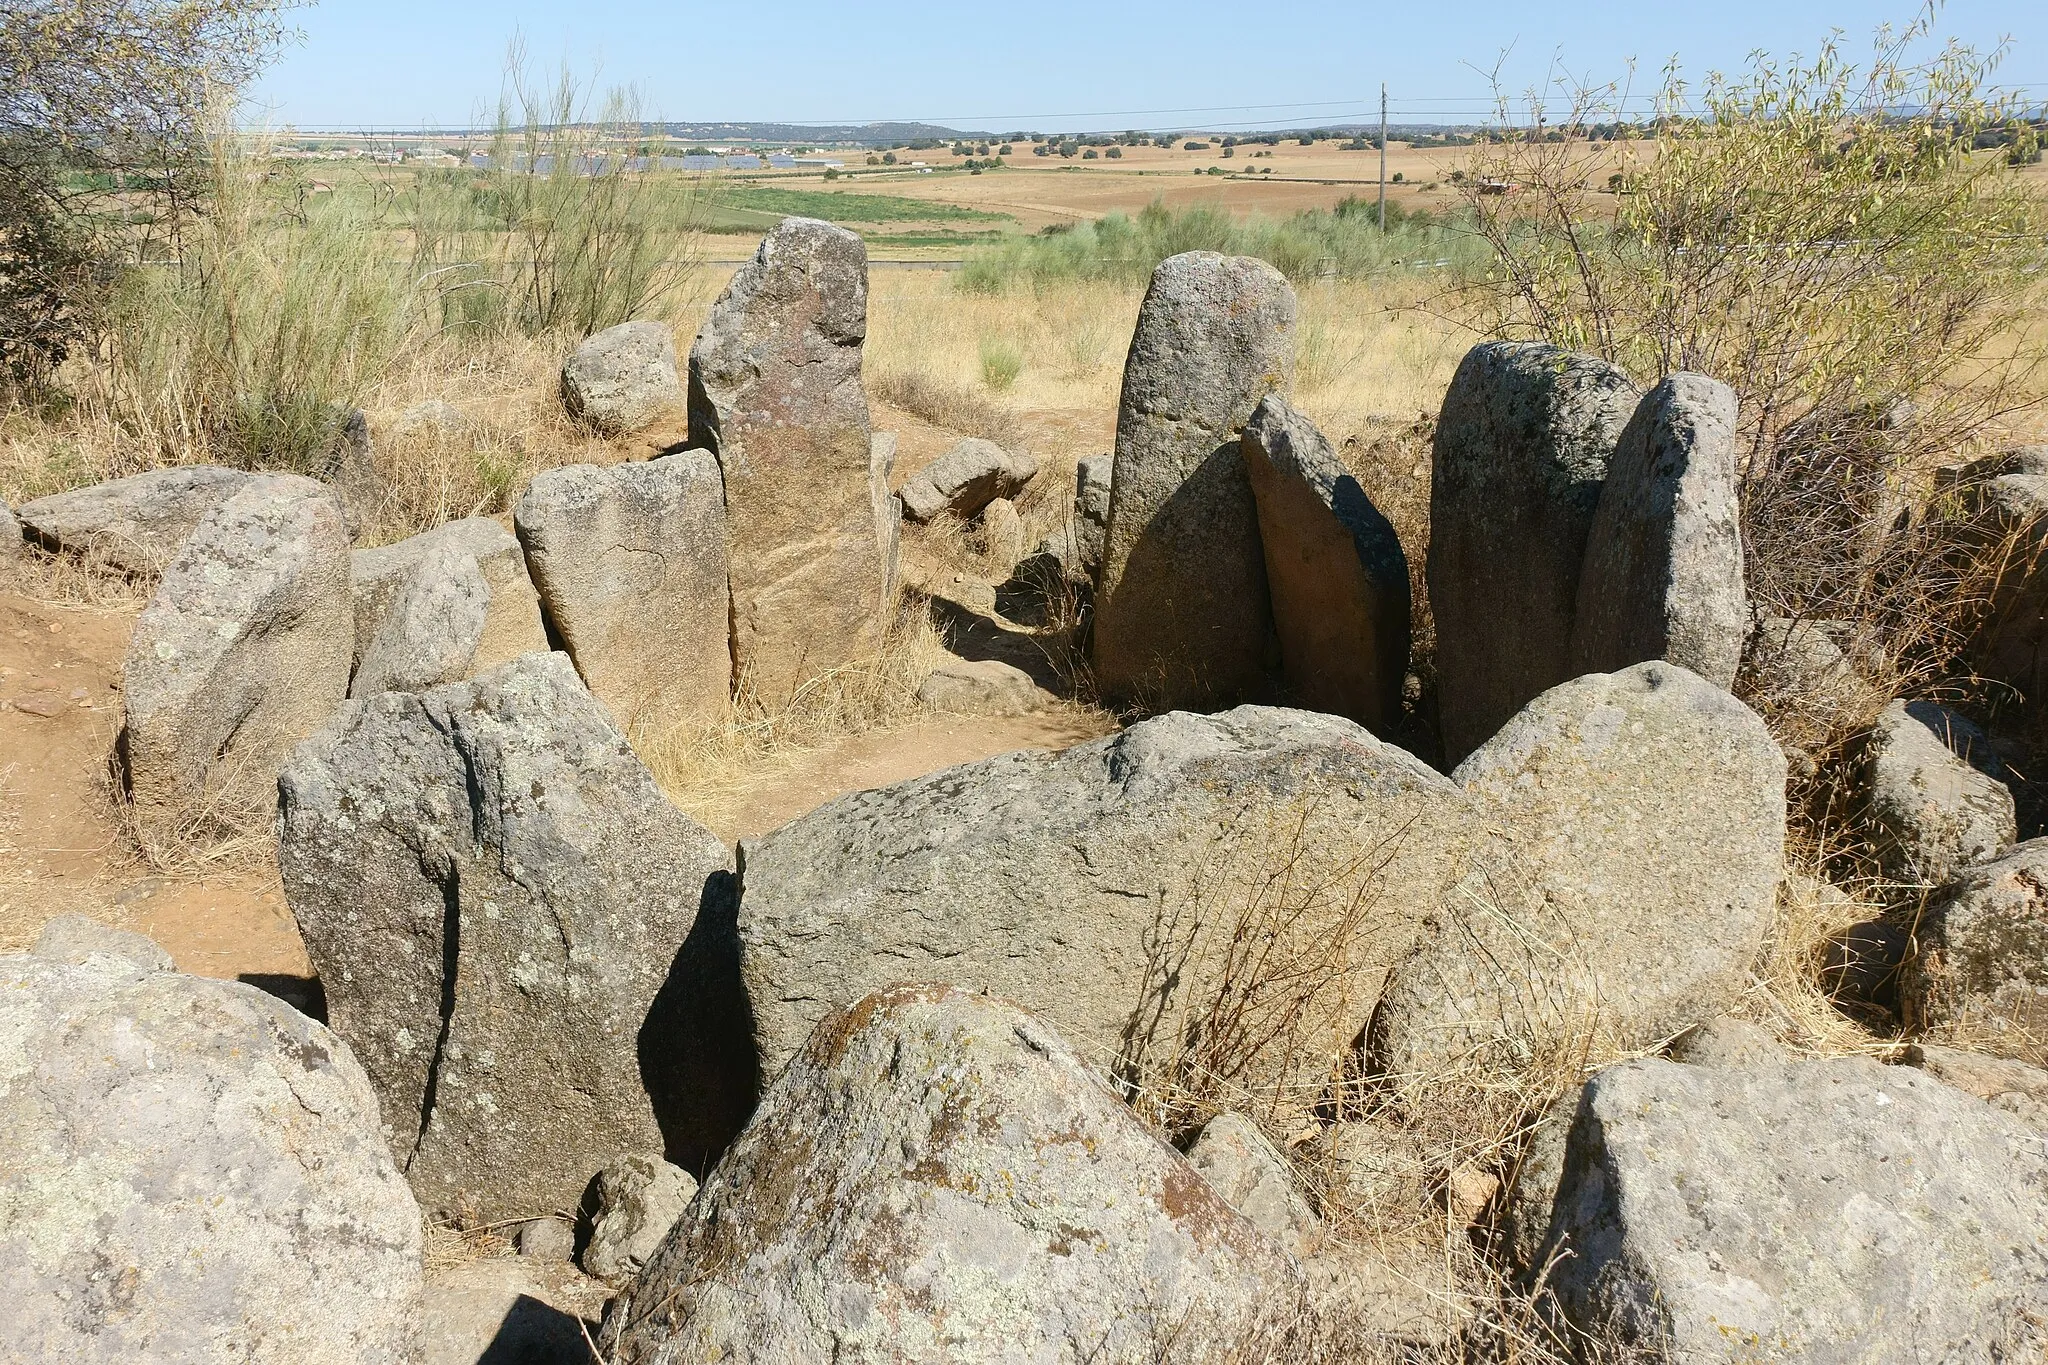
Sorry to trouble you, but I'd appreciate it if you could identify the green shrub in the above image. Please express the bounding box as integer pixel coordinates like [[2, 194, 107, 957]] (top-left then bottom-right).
[[978, 334, 1024, 390]]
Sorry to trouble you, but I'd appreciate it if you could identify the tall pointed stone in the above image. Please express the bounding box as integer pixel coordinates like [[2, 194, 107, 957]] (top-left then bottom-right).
[[1572, 372, 1746, 686], [1427, 342, 1641, 763], [1241, 394, 1410, 733], [688, 218, 888, 706], [1092, 251, 1294, 712]]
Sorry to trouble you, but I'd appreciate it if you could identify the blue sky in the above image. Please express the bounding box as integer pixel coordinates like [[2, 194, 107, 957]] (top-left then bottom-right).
[[249, 1, 2046, 133]]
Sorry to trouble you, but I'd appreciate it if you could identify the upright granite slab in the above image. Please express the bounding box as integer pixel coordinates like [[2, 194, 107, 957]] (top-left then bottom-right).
[[1427, 342, 1641, 762], [1571, 372, 1745, 686], [516, 451, 731, 732], [278, 653, 745, 1218], [1241, 393, 1410, 733], [1092, 251, 1295, 712], [688, 217, 890, 705]]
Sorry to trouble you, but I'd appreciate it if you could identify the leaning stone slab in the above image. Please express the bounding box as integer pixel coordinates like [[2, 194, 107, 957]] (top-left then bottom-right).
[[1369, 662, 1786, 1090], [18, 465, 253, 575], [562, 320, 682, 435], [1093, 251, 1295, 712], [1242, 393, 1410, 733], [348, 516, 547, 674], [122, 474, 353, 836], [348, 541, 489, 698], [737, 704, 1494, 1109], [1571, 372, 1745, 687], [1427, 342, 1641, 763], [689, 218, 890, 705], [1901, 838, 2048, 1066], [1864, 699, 2017, 888], [1073, 451, 1112, 576], [898, 436, 1039, 522], [1186, 1111, 1320, 1258], [516, 451, 731, 732], [1904, 1043, 2048, 1132], [1, 947, 423, 1364], [1537, 1057, 2048, 1360], [278, 652, 745, 1219], [602, 985, 1296, 1363]]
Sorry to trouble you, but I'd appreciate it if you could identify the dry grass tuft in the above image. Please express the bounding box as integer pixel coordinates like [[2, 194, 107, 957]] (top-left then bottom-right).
[[867, 367, 1023, 448]]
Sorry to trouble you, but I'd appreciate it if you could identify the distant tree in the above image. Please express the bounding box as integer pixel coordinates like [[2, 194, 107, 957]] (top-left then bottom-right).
[[1391, 170, 1403, 182], [998, 143, 1013, 155], [1220, 145, 1233, 158], [1082, 148, 1097, 159], [1105, 146, 1121, 159], [881, 151, 897, 164], [823, 166, 839, 180], [1298, 135, 1315, 145]]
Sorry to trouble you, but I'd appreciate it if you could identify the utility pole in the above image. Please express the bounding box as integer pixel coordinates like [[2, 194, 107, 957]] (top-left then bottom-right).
[[1378, 83, 1388, 231]]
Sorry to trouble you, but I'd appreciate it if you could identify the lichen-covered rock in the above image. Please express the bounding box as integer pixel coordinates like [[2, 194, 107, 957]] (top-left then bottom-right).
[[898, 437, 1039, 522], [1571, 373, 1745, 687], [348, 541, 489, 698], [16, 465, 253, 575], [1, 496, 21, 575], [122, 474, 353, 836], [1, 945, 422, 1364], [1369, 662, 1786, 1087], [31, 913, 175, 972], [1537, 1057, 2048, 1361], [1093, 251, 1294, 712], [278, 652, 745, 1219], [348, 516, 547, 675], [1427, 342, 1641, 763], [516, 452, 731, 732], [1184, 1111, 1319, 1258], [1902, 839, 2048, 1066], [562, 320, 682, 435], [1241, 393, 1409, 733], [1062, 451, 1112, 582], [583, 1155, 699, 1282], [736, 705, 1494, 1112], [688, 218, 890, 705], [603, 986, 1296, 1364], [1904, 1043, 2048, 1132], [1864, 699, 2016, 887]]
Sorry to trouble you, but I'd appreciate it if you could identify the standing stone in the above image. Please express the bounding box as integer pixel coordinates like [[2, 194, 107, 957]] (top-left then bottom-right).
[[897, 437, 1039, 523], [1093, 251, 1295, 712], [1901, 839, 2048, 1066], [688, 218, 888, 705], [736, 705, 1494, 1109], [1241, 393, 1410, 733], [1571, 373, 1745, 687], [869, 430, 901, 605], [123, 474, 353, 836], [583, 1155, 699, 1282], [348, 542, 489, 698], [602, 986, 1296, 1364], [516, 452, 731, 732], [17, 465, 253, 575], [1074, 451, 1112, 577], [278, 653, 745, 1219], [0, 496, 21, 578], [2, 946, 422, 1364], [1427, 342, 1641, 763], [324, 406, 385, 538], [349, 517, 547, 675], [562, 320, 682, 435], [1369, 662, 1786, 1088], [1536, 1057, 2048, 1360], [1864, 699, 2017, 887]]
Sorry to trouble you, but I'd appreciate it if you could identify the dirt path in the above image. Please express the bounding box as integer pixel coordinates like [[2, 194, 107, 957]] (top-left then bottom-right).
[[0, 580, 1112, 992]]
